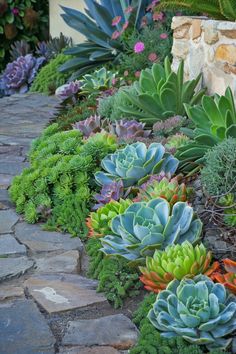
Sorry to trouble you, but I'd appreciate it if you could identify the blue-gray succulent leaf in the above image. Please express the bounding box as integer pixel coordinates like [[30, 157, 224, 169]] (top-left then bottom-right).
[[177, 219, 202, 245], [209, 293, 220, 318], [101, 158, 116, 174], [95, 171, 115, 185], [211, 283, 227, 304], [182, 331, 214, 344]]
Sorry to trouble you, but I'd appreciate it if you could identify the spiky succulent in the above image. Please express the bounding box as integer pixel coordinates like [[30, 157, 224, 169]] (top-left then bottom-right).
[[93, 180, 125, 210], [101, 198, 202, 264], [1, 54, 45, 95], [140, 242, 220, 293], [109, 120, 151, 140], [135, 177, 191, 206], [148, 275, 236, 350], [87, 198, 133, 238], [95, 142, 179, 188], [73, 115, 109, 138], [9, 40, 31, 60], [213, 259, 236, 295]]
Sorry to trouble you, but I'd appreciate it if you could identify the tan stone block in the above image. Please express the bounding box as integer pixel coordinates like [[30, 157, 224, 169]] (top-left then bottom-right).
[[172, 40, 190, 59], [204, 23, 219, 44], [215, 45, 236, 65], [223, 63, 236, 75], [192, 19, 202, 40], [173, 24, 190, 39], [220, 30, 236, 39], [171, 16, 193, 30]]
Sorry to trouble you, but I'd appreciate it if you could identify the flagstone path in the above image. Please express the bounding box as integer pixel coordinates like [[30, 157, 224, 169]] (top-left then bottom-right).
[[0, 94, 138, 354]]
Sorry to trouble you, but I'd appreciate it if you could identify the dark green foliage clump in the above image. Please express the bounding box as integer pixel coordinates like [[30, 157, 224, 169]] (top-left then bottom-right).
[[86, 238, 141, 308], [30, 53, 71, 94], [131, 294, 229, 354], [9, 124, 117, 236]]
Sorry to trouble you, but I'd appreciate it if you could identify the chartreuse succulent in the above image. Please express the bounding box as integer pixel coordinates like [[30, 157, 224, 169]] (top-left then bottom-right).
[[136, 177, 191, 207], [86, 199, 133, 238], [213, 259, 236, 295], [95, 142, 179, 188], [148, 275, 236, 350], [177, 88, 236, 174], [100, 198, 202, 264], [140, 242, 219, 293], [119, 57, 206, 126]]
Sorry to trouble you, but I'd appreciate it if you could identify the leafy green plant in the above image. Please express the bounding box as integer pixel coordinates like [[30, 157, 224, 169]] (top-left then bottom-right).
[[95, 142, 179, 188], [158, 0, 236, 21], [148, 275, 236, 350], [86, 238, 141, 308], [139, 241, 219, 293], [118, 58, 206, 126], [219, 193, 236, 227], [177, 87, 236, 174], [80, 67, 117, 95], [165, 133, 190, 152], [101, 198, 202, 264], [59, 0, 152, 79], [86, 198, 133, 237], [30, 53, 71, 94]]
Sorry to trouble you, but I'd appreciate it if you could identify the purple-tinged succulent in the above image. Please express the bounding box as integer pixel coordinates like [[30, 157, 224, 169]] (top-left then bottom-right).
[[35, 41, 50, 61], [109, 120, 151, 140], [73, 115, 110, 138], [1, 54, 45, 95], [55, 80, 81, 101], [93, 180, 124, 210], [153, 116, 185, 137], [139, 172, 171, 190]]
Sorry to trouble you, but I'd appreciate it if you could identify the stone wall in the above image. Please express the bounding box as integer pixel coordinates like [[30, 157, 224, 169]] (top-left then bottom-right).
[[171, 16, 236, 97]]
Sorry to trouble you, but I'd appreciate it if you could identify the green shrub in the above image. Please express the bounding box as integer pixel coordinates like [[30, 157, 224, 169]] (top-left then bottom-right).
[[9, 125, 117, 236], [86, 238, 141, 308], [30, 53, 71, 94]]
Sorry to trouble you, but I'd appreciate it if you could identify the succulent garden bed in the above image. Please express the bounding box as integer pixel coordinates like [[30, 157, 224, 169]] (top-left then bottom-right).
[[1, 0, 236, 353]]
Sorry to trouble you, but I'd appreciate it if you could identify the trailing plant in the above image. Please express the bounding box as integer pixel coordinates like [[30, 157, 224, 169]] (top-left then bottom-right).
[[118, 58, 206, 126], [213, 259, 236, 295], [86, 238, 141, 308], [86, 198, 133, 237], [95, 142, 179, 188], [148, 275, 236, 350], [135, 177, 191, 206], [157, 0, 236, 21], [101, 198, 202, 264], [59, 0, 152, 78], [139, 241, 219, 293], [177, 88, 236, 174], [30, 53, 71, 94]]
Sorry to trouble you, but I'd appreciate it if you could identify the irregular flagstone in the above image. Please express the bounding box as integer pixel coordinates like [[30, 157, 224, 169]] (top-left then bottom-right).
[[0, 189, 13, 209], [0, 299, 56, 354], [15, 222, 84, 253], [35, 250, 80, 274], [0, 173, 13, 189], [24, 273, 107, 314], [0, 134, 32, 146], [62, 314, 139, 350], [0, 145, 22, 155], [0, 161, 29, 175], [0, 285, 24, 301], [0, 210, 19, 233], [59, 346, 120, 354], [0, 257, 35, 282], [0, 234, 27, 256]]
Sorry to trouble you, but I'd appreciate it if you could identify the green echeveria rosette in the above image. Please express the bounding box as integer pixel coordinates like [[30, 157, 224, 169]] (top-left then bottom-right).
[[148, 275, 236, 350], [95, 142, 179, 188], [100, 198, 202, 264]]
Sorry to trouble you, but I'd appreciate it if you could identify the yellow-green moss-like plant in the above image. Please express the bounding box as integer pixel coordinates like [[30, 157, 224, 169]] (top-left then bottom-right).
[[30, 53, 71, 94]]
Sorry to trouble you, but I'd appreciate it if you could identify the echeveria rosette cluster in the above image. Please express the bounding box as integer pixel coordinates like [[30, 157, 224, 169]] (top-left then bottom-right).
[[109, 120, 151, 140], [95, 142, 179, 188], [1, 54, 45, 95], [73, 115, 109, 138], [140, 242, 220, 293], [55, 80, 81, 101], [93, 180, 125, 210], [148, 275, 236, 350], [100, 198, 202, 264], [213, 259, 236, 295]]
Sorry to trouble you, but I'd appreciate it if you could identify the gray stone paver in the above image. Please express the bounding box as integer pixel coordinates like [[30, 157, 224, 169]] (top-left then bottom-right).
[[0, 94, 138, 353]]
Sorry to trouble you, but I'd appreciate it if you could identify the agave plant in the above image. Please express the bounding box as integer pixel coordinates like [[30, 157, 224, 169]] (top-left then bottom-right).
[[80, 67, 117, 95], [93, 180, 125, 209], [101, 198, 202, 263], [59, 0, 152, 79], [140, 241, 219, 293], [158, 0, 236, 21], [73, 115, 110, 138], [119, 57, 206, 126], [135, 177, 191, 206], [95, 142, 179, 188], [213, 259, 236, 295], [87, 198, 132, 237], [148, 275, 236, 350], [47, 33, 72, 58], [176, 87, 236, 174], [109, 120, 151, 140]]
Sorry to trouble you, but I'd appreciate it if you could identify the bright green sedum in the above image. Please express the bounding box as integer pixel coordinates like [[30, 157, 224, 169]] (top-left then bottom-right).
[[148, 275, 236, 350]]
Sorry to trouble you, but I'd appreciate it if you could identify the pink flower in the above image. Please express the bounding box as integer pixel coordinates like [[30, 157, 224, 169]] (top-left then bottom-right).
[[153, 11, 164, 21], [125, 6, 133, 14], [112, 78, 117, 86], [147, 0, 159, 11], [134, 41, 145, 53], [122, 21, 129, 31], [148, 53, 158, 62], [160, 33, 168, 39], [124, 70, 129, 77], [112, 16, 122, 26], [135, 71, 141, 78], [112, 30, 121, 40], [12, 7, 19, 16]]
